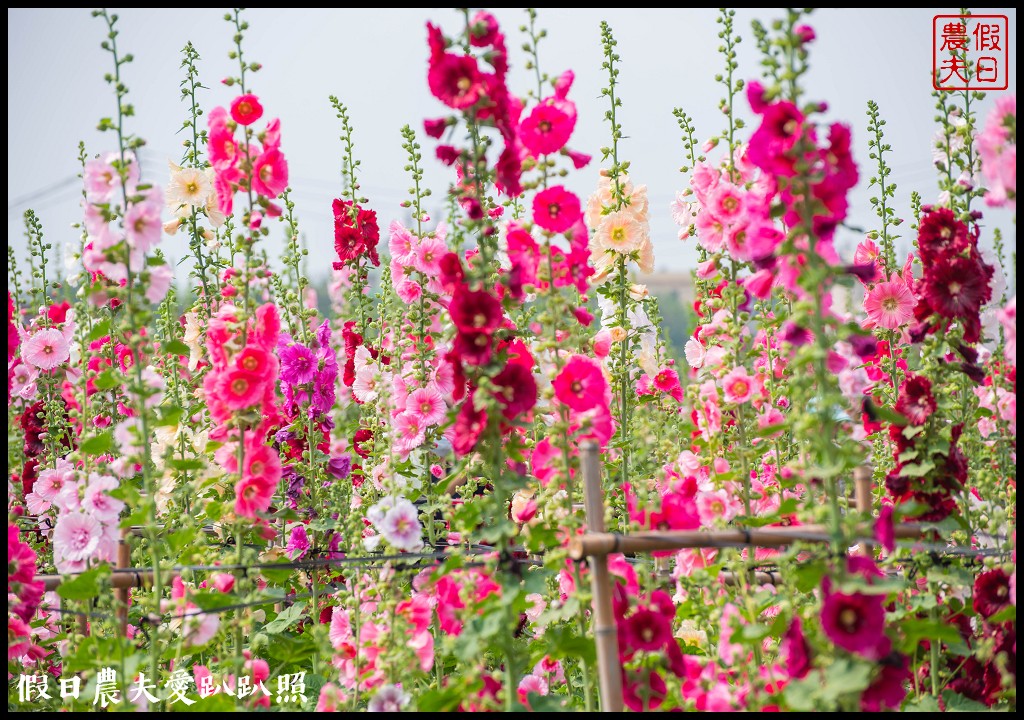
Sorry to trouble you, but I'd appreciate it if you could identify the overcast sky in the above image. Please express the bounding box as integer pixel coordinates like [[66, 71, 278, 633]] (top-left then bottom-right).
[[6, 8, 1017, 282]]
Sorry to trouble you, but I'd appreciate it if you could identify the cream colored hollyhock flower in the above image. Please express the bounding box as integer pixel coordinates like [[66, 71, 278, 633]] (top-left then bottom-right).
[[584, 174, 615, 229], [595, 210, 645, 254], [166, 161, 213, 215], [637, 236, 655, 273], [629, 284, 650, 301], [182, 310, 204, 371]]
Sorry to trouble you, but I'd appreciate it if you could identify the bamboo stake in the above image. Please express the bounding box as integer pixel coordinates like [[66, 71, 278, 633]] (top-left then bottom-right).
[[39, 571, 154, 593], [580, 441, 623, 713], [853, 465, 872, 515], [116, 528, 131, 634]]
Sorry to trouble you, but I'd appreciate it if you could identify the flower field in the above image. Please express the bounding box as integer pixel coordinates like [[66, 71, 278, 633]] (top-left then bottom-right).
[[7, 7, 1017, 713]]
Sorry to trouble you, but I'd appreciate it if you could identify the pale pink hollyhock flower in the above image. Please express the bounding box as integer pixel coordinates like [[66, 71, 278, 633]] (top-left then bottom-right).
[[431, 361, 455, 396], [696, 258, 718, 279], [10, 363, 38, 399], [145, 263, 174, 304], [124, 198, 163, 256], [388, 221, 418, 265], [414, 236, 447, 276], [394, 412, 426, 453], [697, 489, 739, 526], [352, 365, 380, 404], [368, 685, 409, 713], [718, 603, 745, 665], [180, 603, 219, 647], [35, 460, 75, 501], [524, 593, 547, 624], [998, 296, 1016, 366], [396, 279, 422, 304], [53, 511, 102, 562], [721, 367, 755, 404], [518, 674, 549, 702], [863, 277, 915, 330], [82, 473, 125, 523], [24, 492, 51, 515], [21, 328, 71, 370], [684, 337, 707, 369], [670, 191, 696, 230], [702, 345, 727, 372], [329, 607, 352, 650], [676, 450, 702, 475], [378, 499, 423, 552], [84, 152, 139, 204], [406, 387, 447, 427], [713, 457, 730, 474]]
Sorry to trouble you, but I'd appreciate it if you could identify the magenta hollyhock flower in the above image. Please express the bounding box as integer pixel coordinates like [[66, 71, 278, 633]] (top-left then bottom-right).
[[520, 99, 576, 157], [279, 342, 317, 386], [230, 94, 264, 126], [875, 502, 896, 553], [864, 277, 915, 330], [449, 286, 502, 334], [468, 10, 500, 47], [622, 668, 667, 712], [251, 146, 289, 198], [895, 373, 936, 426], [860, 655, 910, 712], [428, 53, 485, 109], [820, 586, 888, 659], [747, 100, 805, 177], [552, 355, 607, 412], [780, 617, 812, 679], [215, 368, 265, 410], [533, 185, 582, 234], [287, 525, 310, 560], [624, 606, 673, 653], [973, 568, 1012, 619], [451, 400, 488, 457]]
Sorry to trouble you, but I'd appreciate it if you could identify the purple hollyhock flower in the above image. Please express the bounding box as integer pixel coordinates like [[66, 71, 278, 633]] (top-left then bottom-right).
[[279, 341, 317, 386], [327, 453, 352, 480]]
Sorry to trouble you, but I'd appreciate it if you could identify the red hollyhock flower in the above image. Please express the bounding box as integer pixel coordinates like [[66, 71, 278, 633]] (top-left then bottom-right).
[[780, 617, 812, 679], [451, 400, 488, 456], [972, 568, 1012, 619], [623, 606, 673, 653], [860, 655, 911, 712], [917, 207, 972, 264], [449, 287, 502, 334], [820, 585, 889, 659], [491, 361, 537, 420], [920, 256, 993, 321], [552, 355, 607, 412], [532, 185, 581, 234], [428, 53, 485, 109], [895, 373, 937, 425], [230, 93, 264, 126], [352, 428, 373, 459], [439, 252, 465, 293]]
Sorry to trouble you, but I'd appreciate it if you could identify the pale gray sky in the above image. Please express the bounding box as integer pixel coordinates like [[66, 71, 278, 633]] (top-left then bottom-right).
[[6, 8, 1017, 280]]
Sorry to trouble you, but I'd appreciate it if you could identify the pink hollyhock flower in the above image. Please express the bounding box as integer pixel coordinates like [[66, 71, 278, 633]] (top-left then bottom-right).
[[396, 278, 422, 304], [874, 503, 895, 553], [511, 496, 537, 524], [316, 684, 346, 713], [696, 489, 738, 525], [520, 99, 576, 157], [853, 238, 882, 283], [230, 94, 263, 126], [517, 674, 549, 704], [379, 498, 423, 552], [718, 603, 745, 664], [210, 572, 235, 593], [216, 368, 265, 410], [53, 511, 102, 562], [124, 198, 163, 257], [82, 473, 124, 523], [145, 263, 174, 303], [593, 329, 612, 358], [820, 585, 888, 659], [864, 277, 915, 329], [84, 151, 138, 203], [998, 296, 1016, 366], [428, 53, 485, 109], [553, 355, 607, 412], [622, 669, 667, 712], [653, 367, 683, 402], [533, 185, 581, 234], [252, 147, 289, 198], [21, 328, 71, 370], [745, 268, 775, 300], [394, 412, 426, 453], [721, 367, 755, 404], [406, 387, 447, 427], [388, 221, 418, 264], [234, 474, 275, 518], [287, 525, 310, 560], [780, 617, 812, 679], [414, 235, 446, 276]]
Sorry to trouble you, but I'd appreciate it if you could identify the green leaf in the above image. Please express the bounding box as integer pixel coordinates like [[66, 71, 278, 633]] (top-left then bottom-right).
[[821, 657, 873, 701], [176, 693, 237, 712], [92, 370, 121, 390], [80, 431, 114, 455], [164, 339, 190, 357], [942, 690, 992, 712], [154, 406, 183, 427], [168, 458, 206, 471], [57, 566, 111, 601], [900, 461, 935, 478], [190, 590, 237, 612], [417, 685, 468, 713], [87, 320, 111, 342], [905, 695, 941, 712], [263, 600, 307, 634]]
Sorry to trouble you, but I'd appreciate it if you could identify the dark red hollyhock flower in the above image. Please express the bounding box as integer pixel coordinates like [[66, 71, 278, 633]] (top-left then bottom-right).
[[973, 568, 1012, 619], [860, 654, 911, 712], [820, 583, 889, 659], [911, 490, 958, 522], [453, 330, 492, 367], [436, 145, 460, 166], [780, 617, 812, 679], [491, 361, 537, 420], [352, 428, 373, 459], [451, 400, 488, 457], [428, 53, 485, 110], [895, 373, 937, 425], [449, 287, 502, 334], [917, 207, 972, 264], [947, 656, 999, 707], [884, 468, 910, 500], [848, 334, 879, 360], [920, 256, 993, 321], [445, 350, 467, 402], [623, 606, 673, 653]]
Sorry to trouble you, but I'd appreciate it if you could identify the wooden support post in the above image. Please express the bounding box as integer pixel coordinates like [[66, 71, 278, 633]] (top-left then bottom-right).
[[117, 528, 131, 635], [580, 441, 623, 713], [853, 465, 872, 515]]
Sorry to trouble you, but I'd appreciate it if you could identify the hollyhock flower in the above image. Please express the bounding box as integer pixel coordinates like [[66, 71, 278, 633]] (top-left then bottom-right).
[[864, 277, 915, 329], [234, 474, 275, 518], [748, 100, 805, 177], [875, 503, 896, 553], [230, 94, 263, 125], [780, 617, 812, 679], [316, 684, 346, 713], [389, 221, 418, 264], [414, 235, 446, 276], [21, 328, 71, 370], [595, 210, 645, 254], [449, 287, 502, 334], [721, 367, 755, 404], [533, 185, 582, 234], [379, 499, 423, 552], [553, 355, 607, 412], [215, 368, 265, 410], [916, 207, 972, 263], [858, 656, 910, 711], [287, 525, 310, 560], [622, 669, 667, 712], [84, 151, 138, 203], [394, 412, 427, 453], [368, 684, 410, 713], [998, 296, 1016, 365], [251, 147, 289, 198], [53, 511, 102, 562], [145, 263, 174, 303], [624, 606, 673, 653], [406, 387, 447, 427], [820, 586, 888, 659], [517, 674, 549, 704], [82, 473, 124, 523], [895, 373, 936, 426], [166, 162, 213, 214], [684, 337, 707, 369], [973, 568, 1012, 618], [279, 342, 317, 386], [428, 53, 485, 109], [451, 400, 488, 456], [520, 100, 576, 157]]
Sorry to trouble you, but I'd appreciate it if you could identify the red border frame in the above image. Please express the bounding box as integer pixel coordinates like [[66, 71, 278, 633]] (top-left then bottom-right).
[[933, 14, 1010, 91]]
